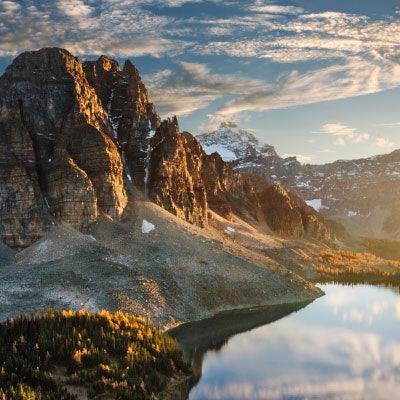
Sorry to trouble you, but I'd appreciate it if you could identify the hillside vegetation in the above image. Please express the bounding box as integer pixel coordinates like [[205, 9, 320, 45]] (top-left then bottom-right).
[[313, 250, 400, 285], [0, 310, 190, 400]]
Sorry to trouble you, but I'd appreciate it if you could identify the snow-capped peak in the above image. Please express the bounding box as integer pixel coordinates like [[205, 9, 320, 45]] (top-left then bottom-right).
[[196, 122, 278, 168]]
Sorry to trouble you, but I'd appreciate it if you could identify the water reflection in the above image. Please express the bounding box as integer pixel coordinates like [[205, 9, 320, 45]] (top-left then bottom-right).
[[173, 284, 400, 400], [169, 300, 313, 388]]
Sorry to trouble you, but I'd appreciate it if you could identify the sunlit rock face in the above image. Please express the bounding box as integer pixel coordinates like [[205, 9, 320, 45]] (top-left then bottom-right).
[[0, 48, 127, 247], [147, 118, 208, 226]]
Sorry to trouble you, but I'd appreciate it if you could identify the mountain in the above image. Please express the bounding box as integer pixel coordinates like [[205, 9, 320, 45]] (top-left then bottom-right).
[[0, 48, 333, 249], [197, 123, 400, 240], [196, 122, 300, 177], [0, 47, 336, 328]]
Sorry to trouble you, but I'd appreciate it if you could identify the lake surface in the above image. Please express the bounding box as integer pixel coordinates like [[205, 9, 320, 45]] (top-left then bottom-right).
[[182, 284, 400, 400]]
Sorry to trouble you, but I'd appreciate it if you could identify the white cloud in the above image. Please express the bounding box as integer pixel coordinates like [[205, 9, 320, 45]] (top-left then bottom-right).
[[382, 122, 400, 128], [0, 0, 179, 57], [313, 123, 369, 146], [1, 0, 400, 120], [376, 137, 395, 148], [66, 37, 189, 58], [57, 0, 93, 17], [1, 1, 21, 12], [248, 5, 304, 15], [354, 133, 370, 143], [144, 62, 267, 117], [319, 123, 357, 138]]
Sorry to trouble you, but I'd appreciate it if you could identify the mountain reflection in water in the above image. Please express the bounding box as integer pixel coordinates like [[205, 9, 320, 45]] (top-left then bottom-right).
[[171, 284, 400, 400]]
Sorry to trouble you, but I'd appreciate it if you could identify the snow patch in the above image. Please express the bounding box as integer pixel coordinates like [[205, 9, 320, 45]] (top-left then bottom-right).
[[225, 226, 235, 235], [306, 199, 322, 211], [202, 144, 237, 162], [121, 151, 133, 183], [148, 130, 156, 139], [142, 220, 155, 234], [347, 211, 359, 217], [44, 197, 50, 209], [107, 88, 119, 139]]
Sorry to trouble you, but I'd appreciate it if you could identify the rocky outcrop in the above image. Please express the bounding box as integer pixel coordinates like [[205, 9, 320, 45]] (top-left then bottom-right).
[[201, 151, 259, 222], [147, 119, 261, 226], [0, 48, 127, 247], [147, 118, 208, 226], [83, 56, 160, 186], [258, 185, 332, 240]]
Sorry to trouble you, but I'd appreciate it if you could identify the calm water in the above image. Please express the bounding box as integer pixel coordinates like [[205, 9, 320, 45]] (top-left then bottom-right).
[[185, 284, 400, 400]]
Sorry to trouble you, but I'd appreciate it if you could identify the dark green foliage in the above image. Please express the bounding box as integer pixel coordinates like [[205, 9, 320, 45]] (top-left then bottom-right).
[[315, 266, 400, 286], [0, 310, 190, 399]]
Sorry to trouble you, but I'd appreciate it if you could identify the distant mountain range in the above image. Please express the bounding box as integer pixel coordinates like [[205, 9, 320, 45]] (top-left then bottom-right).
[[197, 124, 400, 240]]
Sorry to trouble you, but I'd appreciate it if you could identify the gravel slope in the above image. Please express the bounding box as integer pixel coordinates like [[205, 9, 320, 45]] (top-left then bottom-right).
[[0, 190, 323, 330]]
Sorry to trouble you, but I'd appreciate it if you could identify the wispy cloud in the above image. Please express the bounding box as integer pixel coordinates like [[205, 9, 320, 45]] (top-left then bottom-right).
[[381, 122, 400, 128], [144, 61, 267, 117], [248, 3, 304, 15], [2, 0, 400, 122], [313, 123, 370, 146], [216, 53, 400, 115], [0, 0, 179, 57]]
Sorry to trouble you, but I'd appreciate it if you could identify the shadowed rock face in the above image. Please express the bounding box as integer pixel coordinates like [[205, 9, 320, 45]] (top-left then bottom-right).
[[83, 56, 160, 186], [258, 185, 332, 240], [0, 47, 333, 248]]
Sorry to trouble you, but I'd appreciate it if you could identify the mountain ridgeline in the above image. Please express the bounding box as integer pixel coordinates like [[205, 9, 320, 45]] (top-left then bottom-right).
[[0, 48, 333, 248], [197, 123, 400, 241]]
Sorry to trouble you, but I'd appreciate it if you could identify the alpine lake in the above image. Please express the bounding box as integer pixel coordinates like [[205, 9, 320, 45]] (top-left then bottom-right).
[[170, 284, 400, 400]]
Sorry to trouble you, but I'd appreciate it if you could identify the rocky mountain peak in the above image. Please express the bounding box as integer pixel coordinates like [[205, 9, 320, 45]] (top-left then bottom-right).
[[123, 59, 140, 76], [219, 121, 238, 129], [5, 47, 82, 81], [96, 55, 121, 72], [196, 123, 284, 175], [199, 123, 400, 240]]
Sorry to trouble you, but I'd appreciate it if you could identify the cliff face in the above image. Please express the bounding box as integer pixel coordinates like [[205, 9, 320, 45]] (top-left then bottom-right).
[[147, 118, 208, 226], [0, 48, 333, 248], [0, 48, 127, 247], [83, 56, 160, 186]]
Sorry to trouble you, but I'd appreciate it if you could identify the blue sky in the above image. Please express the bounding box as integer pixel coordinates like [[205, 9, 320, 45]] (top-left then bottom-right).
[[1, 0, 400, 163]]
